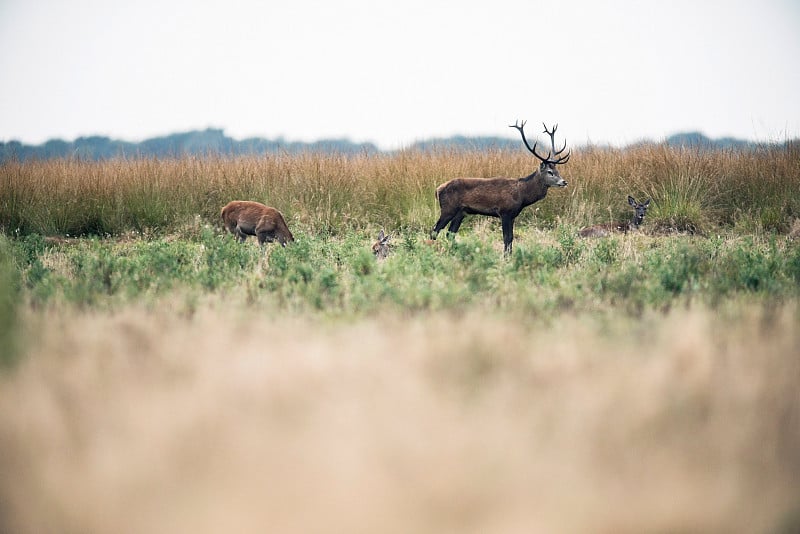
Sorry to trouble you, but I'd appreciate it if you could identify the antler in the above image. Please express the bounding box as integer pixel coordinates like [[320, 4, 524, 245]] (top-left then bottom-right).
[[542, 122, 571, 165], [509, 120, 554, 163]]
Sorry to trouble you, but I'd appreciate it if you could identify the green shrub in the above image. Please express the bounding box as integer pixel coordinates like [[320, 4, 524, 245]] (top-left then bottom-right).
[[0, 236, 21, 367], [591, 238, 619, 265], [711, 238, 784, 295], [787, 244, 800, 284], [645, 240, 712, 295]]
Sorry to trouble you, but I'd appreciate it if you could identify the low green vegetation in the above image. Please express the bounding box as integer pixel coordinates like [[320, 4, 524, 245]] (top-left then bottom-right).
[[6, 226, 799, 317], [0, 236, 21, 366]]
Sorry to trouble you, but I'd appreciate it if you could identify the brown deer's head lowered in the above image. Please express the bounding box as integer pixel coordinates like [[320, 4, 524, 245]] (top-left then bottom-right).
[[221, 200, 294, 247], [430, 120, 570, 255]]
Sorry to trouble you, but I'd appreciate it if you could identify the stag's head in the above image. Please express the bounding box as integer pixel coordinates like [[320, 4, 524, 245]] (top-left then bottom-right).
[[510, 120, 570, 188]]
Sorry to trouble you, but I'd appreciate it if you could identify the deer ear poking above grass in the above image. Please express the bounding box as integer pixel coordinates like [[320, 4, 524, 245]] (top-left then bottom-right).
[[579, 196, 651, 237], [372, 230, 391, 259], [430, 120, 570, 255], [221, 200, 294, 246]]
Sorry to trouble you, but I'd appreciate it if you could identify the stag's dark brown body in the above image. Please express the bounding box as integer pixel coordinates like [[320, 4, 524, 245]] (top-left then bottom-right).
[[432, 170, 562, 253], [436, 175, 551, 217], [221, 200, 294, 246], [431, 121, 570, 254]]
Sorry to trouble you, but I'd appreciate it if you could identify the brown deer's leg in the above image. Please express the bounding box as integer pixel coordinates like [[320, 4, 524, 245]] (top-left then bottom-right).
[[447, 210, 465, 235], [431, 209, 458, 240], [501, 216, 515, 255], [234, 226, 248, 242]]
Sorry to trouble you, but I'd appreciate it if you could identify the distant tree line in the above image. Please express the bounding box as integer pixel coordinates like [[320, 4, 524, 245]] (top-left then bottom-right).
[[0, 127, 780, 163], [0, 129, 381, 162], [658, 132, 762, 151]]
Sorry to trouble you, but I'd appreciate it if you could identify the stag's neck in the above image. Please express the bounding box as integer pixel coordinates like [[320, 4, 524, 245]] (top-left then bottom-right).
[[520, 171, 549, 206]]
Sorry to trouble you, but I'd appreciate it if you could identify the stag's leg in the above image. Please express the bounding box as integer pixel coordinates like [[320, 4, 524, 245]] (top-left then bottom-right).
[[431, 209, 458, 240], [501, 216, 515, 255], [447, 211, 466, 236]]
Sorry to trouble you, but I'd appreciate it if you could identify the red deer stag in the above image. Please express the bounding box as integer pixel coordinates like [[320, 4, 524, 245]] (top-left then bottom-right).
[[430, 121, 570, 255], [221, 200, 294, 246], [579, 196, 650, 237]]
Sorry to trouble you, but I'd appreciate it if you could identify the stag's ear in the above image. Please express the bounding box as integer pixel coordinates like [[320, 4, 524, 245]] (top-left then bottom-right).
[[377, 229, 385, 241], [540, 162, 548, 172], [643, 199, 651, 207], [628, 195, 636, 207]]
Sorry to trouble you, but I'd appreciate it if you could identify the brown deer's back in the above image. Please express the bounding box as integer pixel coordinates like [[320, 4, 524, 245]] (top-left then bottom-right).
[[221, 200, 269, 221], [579, 221, 632, 238]]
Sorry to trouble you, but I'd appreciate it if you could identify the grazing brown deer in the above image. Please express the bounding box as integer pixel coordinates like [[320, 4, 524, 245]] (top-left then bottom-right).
[[372, 230, 391, 259], [221, 200, 294, 246], [579, 196, 651, 237], [430, 121, 570, 255]]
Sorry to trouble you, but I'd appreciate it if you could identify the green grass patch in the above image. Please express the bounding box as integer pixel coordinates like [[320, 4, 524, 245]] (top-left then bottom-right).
[[0, 236, 21, 367], [6, 228, 799, 318]]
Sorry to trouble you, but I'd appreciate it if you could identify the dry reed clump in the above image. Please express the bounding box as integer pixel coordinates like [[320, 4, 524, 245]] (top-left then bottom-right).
[[1, 145, 798, 237], [564, 143, 800, 234], [0, 303, 798, 534]]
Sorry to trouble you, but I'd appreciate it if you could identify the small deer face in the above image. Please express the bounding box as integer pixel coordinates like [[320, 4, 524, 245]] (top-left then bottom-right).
[[628, 196, 651, 226], [540, 162, 568, 188], [372, 230, 391, 260]]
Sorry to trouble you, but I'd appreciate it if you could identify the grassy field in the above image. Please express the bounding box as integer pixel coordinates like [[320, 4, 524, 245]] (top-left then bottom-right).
[[1, 147, 800, 533], [2, 142, 799, 236]]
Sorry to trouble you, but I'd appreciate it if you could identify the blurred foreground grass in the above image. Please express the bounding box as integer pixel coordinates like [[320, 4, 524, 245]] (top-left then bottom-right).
[[1, 300, 798, 533]]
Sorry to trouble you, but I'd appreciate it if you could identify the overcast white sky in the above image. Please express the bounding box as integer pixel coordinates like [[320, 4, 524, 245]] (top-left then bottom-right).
[[1, 0, 798, 149]]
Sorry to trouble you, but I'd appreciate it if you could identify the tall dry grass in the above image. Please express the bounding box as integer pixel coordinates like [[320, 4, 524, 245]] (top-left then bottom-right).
[[0, 151, 513, 236], [568, 142, 800, 233], [1, 143, 798, 237], [0, 303, 798, 533]]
